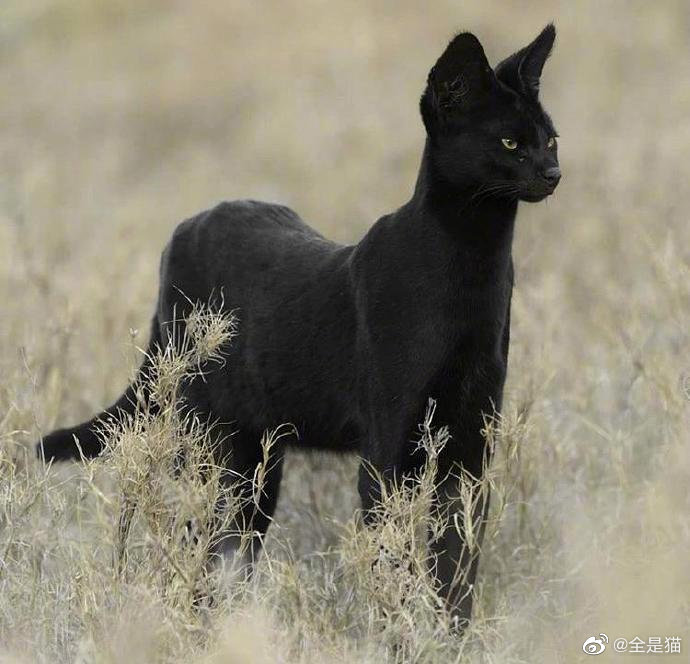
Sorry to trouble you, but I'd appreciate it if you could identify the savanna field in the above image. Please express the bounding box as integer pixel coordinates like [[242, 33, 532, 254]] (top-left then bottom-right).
[[1, 1, 689, 662]]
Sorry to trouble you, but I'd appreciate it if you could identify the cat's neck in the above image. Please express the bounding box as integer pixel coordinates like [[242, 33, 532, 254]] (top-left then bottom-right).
[[405, 138, 517, 278], [352, 140, 517, 291]]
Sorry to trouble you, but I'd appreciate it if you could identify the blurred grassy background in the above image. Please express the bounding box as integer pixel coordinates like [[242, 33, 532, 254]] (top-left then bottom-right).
[[1, 1, 689, 662], [2, 0, 689, 414]]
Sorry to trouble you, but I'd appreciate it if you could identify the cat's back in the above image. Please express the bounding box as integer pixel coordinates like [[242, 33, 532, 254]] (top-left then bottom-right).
[[173, 199, 327, 258], [159, 199, 348, 312]]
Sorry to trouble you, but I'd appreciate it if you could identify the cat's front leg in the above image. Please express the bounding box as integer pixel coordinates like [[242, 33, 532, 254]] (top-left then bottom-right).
[[424, 354, 504, 627], [429, 468, 491, 629]]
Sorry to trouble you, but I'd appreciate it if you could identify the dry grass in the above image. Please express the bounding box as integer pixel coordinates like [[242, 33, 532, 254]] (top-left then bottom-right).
[[1, 1, 689, 662]]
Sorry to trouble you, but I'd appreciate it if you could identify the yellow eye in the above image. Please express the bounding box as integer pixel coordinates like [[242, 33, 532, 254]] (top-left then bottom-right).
[[501, 138, 518, 150], [547, 137, 556, 149]]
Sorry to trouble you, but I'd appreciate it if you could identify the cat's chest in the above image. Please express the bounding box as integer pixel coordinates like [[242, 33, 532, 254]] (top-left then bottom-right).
[[446, 275, 511, 331], [408, 284, 509, 368], [424, 286, 511, 382]]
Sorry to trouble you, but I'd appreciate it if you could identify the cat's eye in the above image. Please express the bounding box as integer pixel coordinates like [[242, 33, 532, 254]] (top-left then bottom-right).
[[547, 137, 556, 149], [501, 138, 518, 150]]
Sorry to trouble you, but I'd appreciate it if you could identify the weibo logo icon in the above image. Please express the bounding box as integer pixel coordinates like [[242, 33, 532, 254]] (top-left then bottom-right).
[[582, 634, 608, 655]]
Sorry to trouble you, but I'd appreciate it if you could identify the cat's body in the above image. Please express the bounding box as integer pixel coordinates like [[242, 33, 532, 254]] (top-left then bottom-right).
[[38, 25, 560, 626], [161, 199, 359, 453]]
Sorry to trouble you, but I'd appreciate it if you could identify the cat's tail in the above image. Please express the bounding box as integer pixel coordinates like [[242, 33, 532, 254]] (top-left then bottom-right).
[[36, 317, 162, 463]]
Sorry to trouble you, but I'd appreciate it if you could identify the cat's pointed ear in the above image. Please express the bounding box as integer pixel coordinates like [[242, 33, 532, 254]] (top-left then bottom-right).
[[495, 23, 556, 99], [420, 32, 496, 134]]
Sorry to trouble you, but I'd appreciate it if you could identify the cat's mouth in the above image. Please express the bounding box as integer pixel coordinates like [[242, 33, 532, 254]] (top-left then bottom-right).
[[519, 181, 560, 203], [520, 190, 554, 203]]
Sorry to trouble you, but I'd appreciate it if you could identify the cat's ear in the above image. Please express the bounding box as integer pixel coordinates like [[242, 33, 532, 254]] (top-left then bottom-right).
[[420, 32, 496, 134], [495, 23, 556, 99]]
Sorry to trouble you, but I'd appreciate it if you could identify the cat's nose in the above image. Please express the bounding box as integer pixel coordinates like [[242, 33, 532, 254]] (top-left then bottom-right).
[[541, 167, 561, 186]]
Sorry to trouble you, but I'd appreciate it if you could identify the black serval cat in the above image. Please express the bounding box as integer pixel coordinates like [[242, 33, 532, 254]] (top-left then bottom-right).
[[38, 25, 560, 626]]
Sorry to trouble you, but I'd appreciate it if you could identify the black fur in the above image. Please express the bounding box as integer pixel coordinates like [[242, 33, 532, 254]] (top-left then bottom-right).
[[38, 25, 560, 626]]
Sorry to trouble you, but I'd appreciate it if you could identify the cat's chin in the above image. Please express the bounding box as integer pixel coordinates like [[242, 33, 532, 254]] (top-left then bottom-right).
[[519, 191, 554, 203]]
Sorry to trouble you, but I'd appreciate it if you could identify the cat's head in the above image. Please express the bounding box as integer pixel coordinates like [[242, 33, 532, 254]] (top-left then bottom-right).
[[420, 24, 560, 203]]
